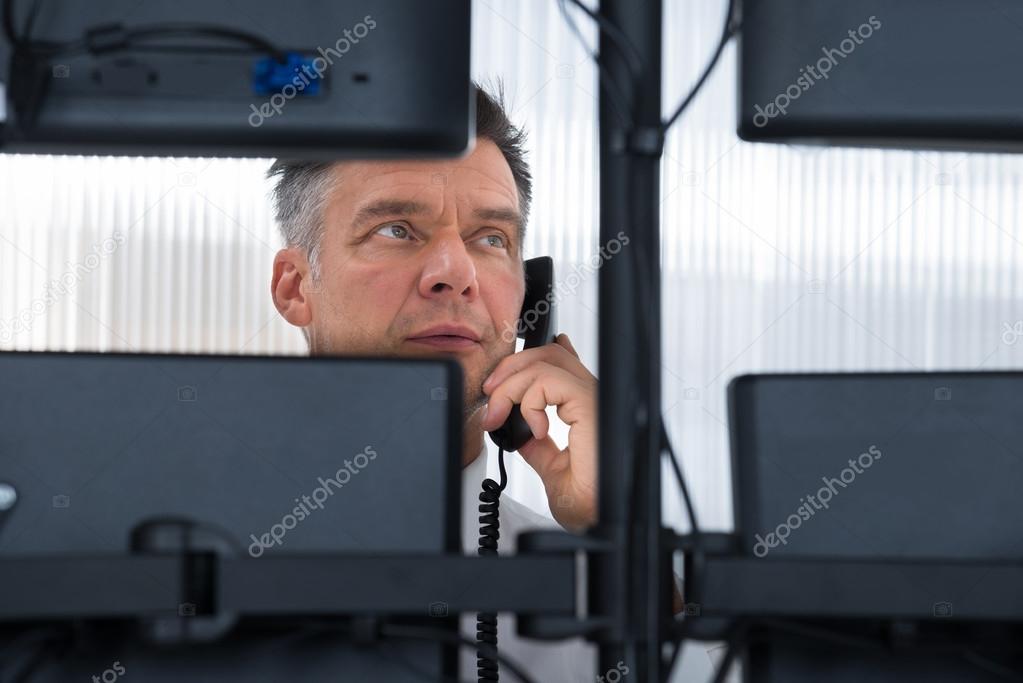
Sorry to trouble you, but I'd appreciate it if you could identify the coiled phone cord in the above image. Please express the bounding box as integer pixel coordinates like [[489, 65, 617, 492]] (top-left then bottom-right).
[[476, 447, 508, 681]]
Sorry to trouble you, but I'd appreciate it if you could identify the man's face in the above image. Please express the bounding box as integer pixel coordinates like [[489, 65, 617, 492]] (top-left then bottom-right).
[[274, 139, 525, 417]]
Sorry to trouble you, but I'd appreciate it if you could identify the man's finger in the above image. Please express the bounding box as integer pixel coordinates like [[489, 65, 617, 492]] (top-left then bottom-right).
[[518, 381, 553, 441], [480, 363, 587, 431], [483, 342, 593, 394], [517, 434, 563, 480]]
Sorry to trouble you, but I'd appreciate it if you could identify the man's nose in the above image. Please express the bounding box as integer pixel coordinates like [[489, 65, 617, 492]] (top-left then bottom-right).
[[418, 235, 478, 300]]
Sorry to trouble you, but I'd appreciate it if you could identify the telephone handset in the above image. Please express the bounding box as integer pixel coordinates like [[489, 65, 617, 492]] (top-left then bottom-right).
[[476, 256, 556, 682], [487, 256, 558, 452]]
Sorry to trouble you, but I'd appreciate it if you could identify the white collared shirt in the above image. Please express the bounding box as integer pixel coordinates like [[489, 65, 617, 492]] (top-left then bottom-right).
[[459, 447, 597, 682]]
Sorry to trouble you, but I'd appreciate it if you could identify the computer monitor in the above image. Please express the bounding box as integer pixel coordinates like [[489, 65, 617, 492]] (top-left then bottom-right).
[[729, 372, 1023, 681], [0, 0, 471, 158], [738, 0, 1023, 151], [0, 351, 463, 681]]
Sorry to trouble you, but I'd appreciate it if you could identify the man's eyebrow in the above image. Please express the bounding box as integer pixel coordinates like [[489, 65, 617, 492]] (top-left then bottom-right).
[[472, 206, 527, 246], [350, 199, 430, 229], [473, 206, 524, 236]]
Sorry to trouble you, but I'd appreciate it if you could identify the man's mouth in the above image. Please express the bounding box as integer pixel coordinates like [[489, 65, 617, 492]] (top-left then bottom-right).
[[405, 333, 480, 349], [406, 325, 482, 351]]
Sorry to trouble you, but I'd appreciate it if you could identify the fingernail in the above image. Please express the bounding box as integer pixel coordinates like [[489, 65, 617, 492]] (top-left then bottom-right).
[[480, 404, 488, 425]]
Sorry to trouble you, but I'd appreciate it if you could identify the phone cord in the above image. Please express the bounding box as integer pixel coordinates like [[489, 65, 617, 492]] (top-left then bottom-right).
[[476, 447, 508, 682]]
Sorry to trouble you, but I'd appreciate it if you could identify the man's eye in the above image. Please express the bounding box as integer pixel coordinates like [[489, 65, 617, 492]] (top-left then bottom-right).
[[479, 234, 506, 249], [374, 223, 414, 240]]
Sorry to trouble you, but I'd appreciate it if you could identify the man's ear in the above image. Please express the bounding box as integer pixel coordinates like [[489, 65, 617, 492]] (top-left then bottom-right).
[[271, 247, 314, 328]]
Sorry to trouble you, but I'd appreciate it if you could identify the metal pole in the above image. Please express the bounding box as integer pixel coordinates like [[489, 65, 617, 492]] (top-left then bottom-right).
[[592, 1, 665, 680]]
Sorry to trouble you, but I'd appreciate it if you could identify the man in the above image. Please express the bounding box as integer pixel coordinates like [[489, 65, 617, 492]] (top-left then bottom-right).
[[268, 83, 600, 681]]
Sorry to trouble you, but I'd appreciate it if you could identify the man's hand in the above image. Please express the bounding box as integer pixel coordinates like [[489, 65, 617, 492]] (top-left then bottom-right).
[[481, 333, 597, 531]]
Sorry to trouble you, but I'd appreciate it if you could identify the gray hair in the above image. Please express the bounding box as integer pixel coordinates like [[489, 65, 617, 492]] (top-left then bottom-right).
[[267, 81, 532, 280]]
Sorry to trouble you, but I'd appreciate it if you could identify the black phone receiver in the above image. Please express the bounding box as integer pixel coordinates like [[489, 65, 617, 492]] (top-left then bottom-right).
[[487, 256, 557, 452]]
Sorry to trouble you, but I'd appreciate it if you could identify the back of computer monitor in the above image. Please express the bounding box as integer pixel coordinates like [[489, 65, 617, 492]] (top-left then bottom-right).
[[729, 372, 1023, 682], [739, 0, 1023, 151], [0, 0, 472, 158], [0, 351, 463, 681]]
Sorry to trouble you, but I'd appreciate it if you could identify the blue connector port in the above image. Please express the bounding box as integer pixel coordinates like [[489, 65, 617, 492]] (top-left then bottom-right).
[[252, 52, 323, 97]]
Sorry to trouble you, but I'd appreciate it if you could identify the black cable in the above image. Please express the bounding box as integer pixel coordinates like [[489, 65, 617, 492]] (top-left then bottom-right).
[[651, 2, 741, 676], [29, 25, 285, 62], [621, 184, 684, 683], [600, 2, 740, 673], [20, 0, 40, 38], [562, 0, 642, 78], [382, 622, 537, 683], [559, 0, 740, 142], [2, 627, 71, 683], [563, 0, 729, 548], [663, 634, 685, 683], [3, 0, 51, 46], [118, 23, 285, 61], [662, 419, 699, 534], [625, 145, 705, 683], [2, 0, 20, 45], [0, 629, 55, 680], [960, 648, 1023, 681], [709, 621, 747, 683], [476, 447, 508, 682], [627, 229, 701, 538], [4, 0, 76, 50], [660, 0, 739, 134], [556, 0, 633, 129], [560, 6, 668, 661], [2, 1, 286, 61], [3, 0, 290, 128]]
